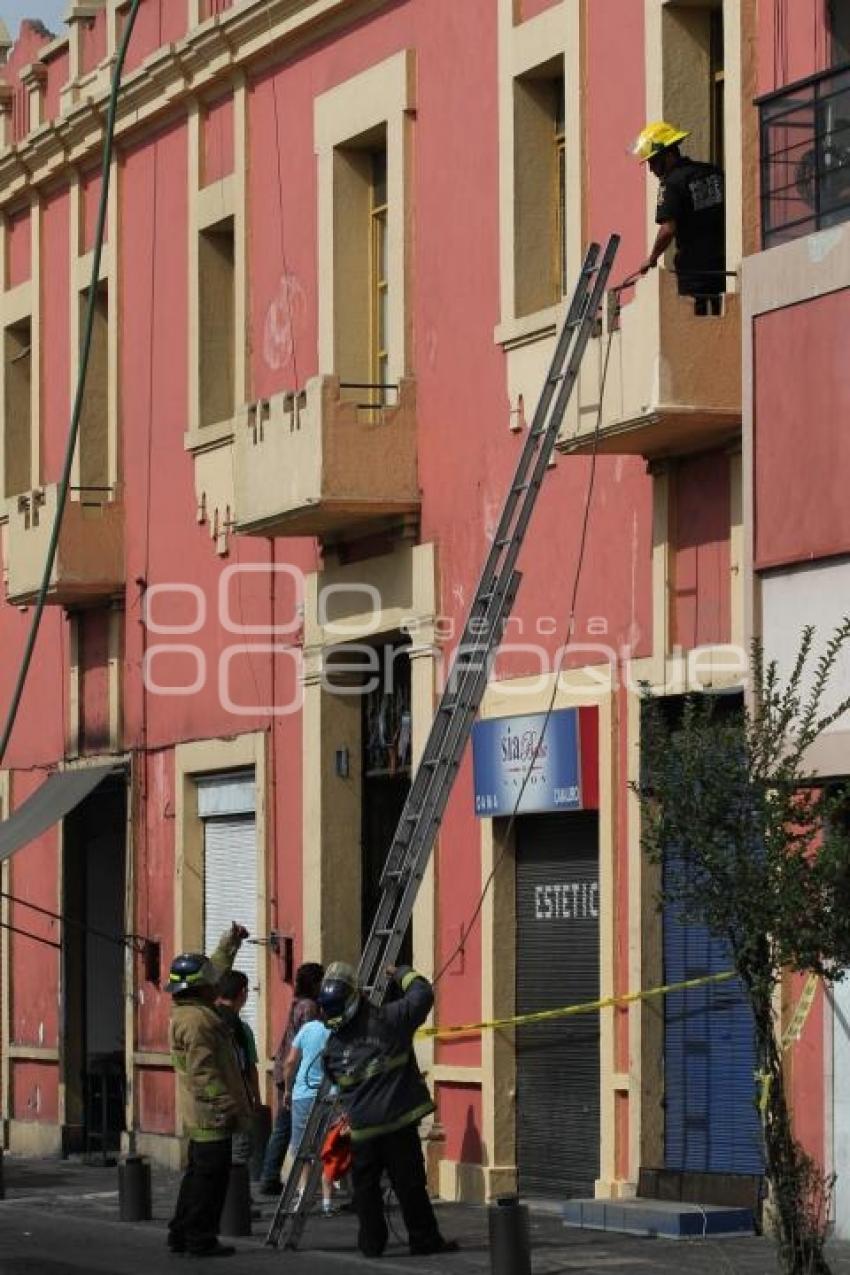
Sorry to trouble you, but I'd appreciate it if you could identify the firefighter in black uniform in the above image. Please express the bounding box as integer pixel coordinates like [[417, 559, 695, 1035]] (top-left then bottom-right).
[[633, 120, 726, 314], [318, 961, 458, 1259]]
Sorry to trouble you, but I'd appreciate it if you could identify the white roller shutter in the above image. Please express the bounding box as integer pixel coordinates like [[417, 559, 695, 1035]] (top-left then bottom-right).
[[203, 814, 259, 1036]]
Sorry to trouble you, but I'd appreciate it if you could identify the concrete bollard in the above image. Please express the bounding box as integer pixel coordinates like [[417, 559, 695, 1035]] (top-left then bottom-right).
[[118, 1155, 152, 1222], [220, 1162, 252, 1237], [488, 1195, 531, 1275]]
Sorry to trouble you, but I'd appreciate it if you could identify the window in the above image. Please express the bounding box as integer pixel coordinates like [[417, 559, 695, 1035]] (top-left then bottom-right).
[[829, 0, 850, 66], [4, 316, 31, 498], [198, 216, 235, 428], [198, 771, 258, 1034], [370, 149, 389, 397], [332, 126, 389, 401], [513, 58, 566, 317], [710, 9, 725, 169], [554, 75, 566, 299], [661, 3, 724, 167], [316, 52, 412, 393], [79, 283, 109, 495]]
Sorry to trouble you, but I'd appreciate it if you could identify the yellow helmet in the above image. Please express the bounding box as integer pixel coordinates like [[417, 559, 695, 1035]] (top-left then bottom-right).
[[630, 121, 690, 163]]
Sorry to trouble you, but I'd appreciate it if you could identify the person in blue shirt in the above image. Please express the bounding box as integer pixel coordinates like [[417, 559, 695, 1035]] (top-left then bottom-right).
[[282, 1017, 336, 1214]]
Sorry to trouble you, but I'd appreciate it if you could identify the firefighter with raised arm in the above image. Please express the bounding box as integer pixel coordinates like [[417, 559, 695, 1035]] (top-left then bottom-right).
[[632, 120, 726, 314], [318, 961, 459, 1259], [166, 922, 254, 1260]]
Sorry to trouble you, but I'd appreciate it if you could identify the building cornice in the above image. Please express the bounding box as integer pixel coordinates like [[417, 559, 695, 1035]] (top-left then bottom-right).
[[0, 0, 389, 207]]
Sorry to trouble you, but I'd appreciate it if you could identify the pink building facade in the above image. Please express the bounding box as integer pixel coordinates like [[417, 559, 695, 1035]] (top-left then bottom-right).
[[0, 0, 836, 1217]]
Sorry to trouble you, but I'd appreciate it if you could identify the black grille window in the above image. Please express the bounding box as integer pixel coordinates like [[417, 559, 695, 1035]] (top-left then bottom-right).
[[759, 62, 850, 247]]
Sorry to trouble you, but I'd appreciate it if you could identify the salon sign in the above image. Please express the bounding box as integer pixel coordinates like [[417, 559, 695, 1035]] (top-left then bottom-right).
[[471, 707, 598, 818]]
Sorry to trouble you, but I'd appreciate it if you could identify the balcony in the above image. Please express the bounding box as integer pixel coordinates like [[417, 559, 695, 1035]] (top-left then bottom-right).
[[559, 268, 741, 460], [233, 375, 420, 540], [759, 62, 850, 249], [5, 485, 124, 606]]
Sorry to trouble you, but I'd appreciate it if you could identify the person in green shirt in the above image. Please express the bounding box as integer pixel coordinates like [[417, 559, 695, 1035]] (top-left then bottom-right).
[[216, 969, 261, 1165]]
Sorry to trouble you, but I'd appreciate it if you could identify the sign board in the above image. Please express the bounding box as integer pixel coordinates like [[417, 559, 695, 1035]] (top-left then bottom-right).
[[472, 707, 598, 818]]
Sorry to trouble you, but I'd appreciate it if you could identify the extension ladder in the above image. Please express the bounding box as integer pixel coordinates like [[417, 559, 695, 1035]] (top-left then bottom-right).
[[266, 235, 619, 1250]]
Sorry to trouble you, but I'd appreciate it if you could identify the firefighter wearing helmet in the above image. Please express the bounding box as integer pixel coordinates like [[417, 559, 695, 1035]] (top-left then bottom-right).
[[632, 120, 726, 314], [319, 961, 458, 1259], [166, 922, 254, 1259]]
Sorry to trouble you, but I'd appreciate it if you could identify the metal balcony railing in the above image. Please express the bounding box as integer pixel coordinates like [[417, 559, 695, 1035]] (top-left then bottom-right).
[[759, 62, 850, 248]]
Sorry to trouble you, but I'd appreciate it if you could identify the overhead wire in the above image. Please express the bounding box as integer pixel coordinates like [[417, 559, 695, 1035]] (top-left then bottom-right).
[[432, 314, 617, 987], [0, 0, 143, 768]]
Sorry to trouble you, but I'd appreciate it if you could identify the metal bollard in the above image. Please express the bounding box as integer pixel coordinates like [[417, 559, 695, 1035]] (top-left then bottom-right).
[[118, 1155, 152, 1222], [220, 1162, 252, 1237], [250, 1105, 272, 1182], [488, 1195, 531, 1275]]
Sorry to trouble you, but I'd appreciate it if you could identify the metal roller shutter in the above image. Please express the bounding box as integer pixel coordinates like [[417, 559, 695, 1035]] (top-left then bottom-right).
[[204, 815, 259, 1036], [663, 895, 763, 1175], [515, 812, 600, 1198]]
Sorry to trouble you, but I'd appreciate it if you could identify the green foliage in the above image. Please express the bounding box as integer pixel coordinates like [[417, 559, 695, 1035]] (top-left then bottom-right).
[[637, 620, 850, 986]]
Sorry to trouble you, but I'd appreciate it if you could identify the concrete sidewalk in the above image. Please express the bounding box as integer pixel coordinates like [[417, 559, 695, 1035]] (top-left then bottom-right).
[[2, 1154, 850, 1275]]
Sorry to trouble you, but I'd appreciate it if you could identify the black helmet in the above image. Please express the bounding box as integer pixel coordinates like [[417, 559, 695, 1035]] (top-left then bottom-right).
[[317, 961, 360, 1028], [167, 952, 218, 997]]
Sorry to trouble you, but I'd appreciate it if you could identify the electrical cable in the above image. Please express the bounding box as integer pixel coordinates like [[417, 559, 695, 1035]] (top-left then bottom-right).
[[1, 889, 150, 952], [432, 323, 616, 987], [0, 0, 143, 768], [0, 918, 61, 951]]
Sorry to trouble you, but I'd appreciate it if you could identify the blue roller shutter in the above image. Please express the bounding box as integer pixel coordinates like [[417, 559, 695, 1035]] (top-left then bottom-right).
[[663, 901, 763, 1175]]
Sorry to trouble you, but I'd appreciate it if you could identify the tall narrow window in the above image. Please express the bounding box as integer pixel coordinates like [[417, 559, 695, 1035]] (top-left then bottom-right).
[[369, 149, 389, 398], [333, 124, 389, 396], [79, 283, 109, 494], [4, 316, 31, 498], [198, 216, 235, 428], [554, 76, 566, 299], [514, 57, 566, 317], [710, 9, 725, 170]]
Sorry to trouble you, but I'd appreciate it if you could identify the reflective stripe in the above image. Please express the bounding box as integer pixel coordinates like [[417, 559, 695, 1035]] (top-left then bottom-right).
[[337, 1052, 409, 1090], [188, 1127, 231, 1143], [400, 970, 421, 992], [349, 1100, 435, 1144]]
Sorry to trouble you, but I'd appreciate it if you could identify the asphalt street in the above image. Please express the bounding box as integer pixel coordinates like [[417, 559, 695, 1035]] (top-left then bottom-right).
[[3, 1157, 850, 1275]]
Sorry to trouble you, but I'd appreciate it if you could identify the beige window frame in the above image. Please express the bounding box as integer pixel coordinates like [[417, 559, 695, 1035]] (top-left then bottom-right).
[[554, 73, 566, 302], [369, 147, 389, 401], [315, 50, 415, 388], [709, 7, 725, 171], [495, 0, 581, 337]]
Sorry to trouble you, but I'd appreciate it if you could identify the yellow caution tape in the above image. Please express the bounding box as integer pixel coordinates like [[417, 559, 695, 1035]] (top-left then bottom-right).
[[417, 969, 738, 1040], [781, 971, 819, 1050], [756, 1069, 773, 1114], [753, 974, 819, 1113]]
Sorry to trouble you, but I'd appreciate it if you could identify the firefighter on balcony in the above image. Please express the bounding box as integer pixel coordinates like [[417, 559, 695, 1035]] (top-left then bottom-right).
[[166, 922, 254, 1260], [633, 120, 726, 315], [318, 961, 459, 1259]]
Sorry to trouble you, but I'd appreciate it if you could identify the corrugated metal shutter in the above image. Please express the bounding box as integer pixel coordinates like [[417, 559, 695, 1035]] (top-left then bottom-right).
[[663, 894, 763, 1175], [515, 812, 600, 1198], [204, 815, 259, 1036]]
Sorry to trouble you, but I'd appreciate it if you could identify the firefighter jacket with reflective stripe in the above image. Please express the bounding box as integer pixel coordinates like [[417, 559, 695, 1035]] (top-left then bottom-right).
[[169, 933, 253, 1142], [322, 968, 435, 1143]]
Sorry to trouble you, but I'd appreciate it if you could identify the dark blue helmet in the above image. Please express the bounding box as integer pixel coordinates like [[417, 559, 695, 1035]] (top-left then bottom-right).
[[167, 952, 217, 997], [317, 961, 360, 1028]]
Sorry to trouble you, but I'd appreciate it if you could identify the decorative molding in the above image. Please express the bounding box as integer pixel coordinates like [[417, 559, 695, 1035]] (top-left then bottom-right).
[[0, 0, 392, 209]]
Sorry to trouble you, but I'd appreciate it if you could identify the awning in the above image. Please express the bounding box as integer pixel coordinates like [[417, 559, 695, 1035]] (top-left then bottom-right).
[[0, 764, 120, 865]]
